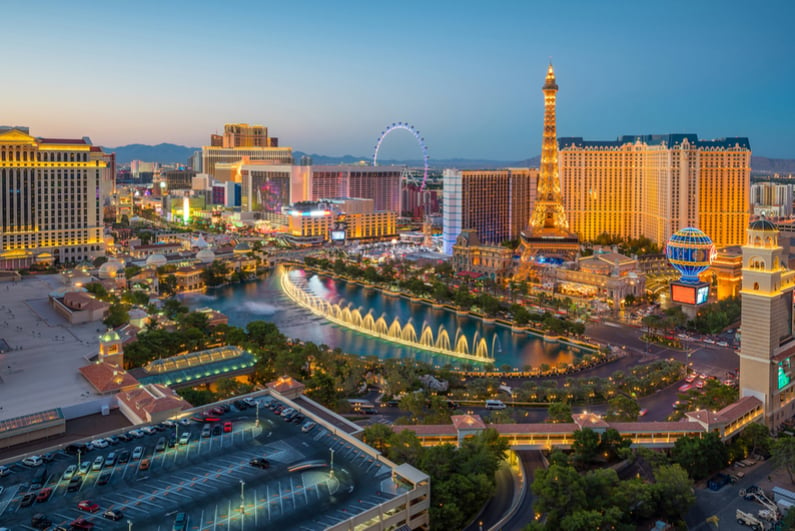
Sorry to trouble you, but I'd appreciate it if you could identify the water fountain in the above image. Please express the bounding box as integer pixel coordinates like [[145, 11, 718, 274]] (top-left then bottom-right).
[[280, 269, 494, 363]]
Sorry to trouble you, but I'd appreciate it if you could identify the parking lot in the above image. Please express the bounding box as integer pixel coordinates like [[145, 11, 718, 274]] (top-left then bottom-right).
[[0, 398, 400, 530]]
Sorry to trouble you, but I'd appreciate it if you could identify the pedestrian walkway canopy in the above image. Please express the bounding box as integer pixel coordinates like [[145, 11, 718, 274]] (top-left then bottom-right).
[[136, 345, 256, 387]]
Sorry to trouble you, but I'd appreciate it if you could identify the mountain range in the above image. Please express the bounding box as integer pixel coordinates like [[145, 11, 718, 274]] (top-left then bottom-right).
[[103, 143, 795, 174]]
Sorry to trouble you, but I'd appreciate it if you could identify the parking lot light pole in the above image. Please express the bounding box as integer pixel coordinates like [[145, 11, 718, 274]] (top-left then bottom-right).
[[329, 447, 335, 478], [240, 479, 245, 515], [127, 520, 133, 531], [256, 402, 260, 427], [77, 448, 82, 471]]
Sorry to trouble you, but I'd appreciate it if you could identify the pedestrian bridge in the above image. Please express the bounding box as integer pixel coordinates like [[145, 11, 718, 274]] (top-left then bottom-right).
[[392, 396, 763, 450]]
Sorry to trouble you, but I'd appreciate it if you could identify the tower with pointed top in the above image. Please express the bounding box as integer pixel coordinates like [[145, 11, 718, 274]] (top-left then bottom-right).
[[517, 65, 579, 272]]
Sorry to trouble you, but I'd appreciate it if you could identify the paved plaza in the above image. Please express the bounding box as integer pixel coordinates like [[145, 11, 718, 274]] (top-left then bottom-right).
[[0, 275, 108, 422]]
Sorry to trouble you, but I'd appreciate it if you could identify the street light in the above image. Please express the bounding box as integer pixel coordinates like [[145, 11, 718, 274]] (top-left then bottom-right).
[[256, 401, 260, 427], [329, 447, 335, 478], [240, 479, 245, 514], [127, 520, 133, 531], [77, 448, 82, 472]]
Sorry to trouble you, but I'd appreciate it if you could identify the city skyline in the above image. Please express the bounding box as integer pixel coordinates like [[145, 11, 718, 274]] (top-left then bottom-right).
[[2, 1, 794, 160]]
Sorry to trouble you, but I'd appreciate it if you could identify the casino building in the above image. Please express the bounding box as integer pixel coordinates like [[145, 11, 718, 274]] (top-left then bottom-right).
[[0, 127, 108, 268]]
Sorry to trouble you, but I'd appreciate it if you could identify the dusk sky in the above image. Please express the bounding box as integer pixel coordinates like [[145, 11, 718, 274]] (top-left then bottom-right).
[[2, 1, 794, 160]]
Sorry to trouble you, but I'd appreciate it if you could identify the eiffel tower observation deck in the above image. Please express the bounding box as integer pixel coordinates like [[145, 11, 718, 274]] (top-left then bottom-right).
[[518, 64, 579, 268]]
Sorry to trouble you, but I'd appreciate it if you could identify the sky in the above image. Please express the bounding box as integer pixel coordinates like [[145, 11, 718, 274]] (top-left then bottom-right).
[[2, 0, 794, 160]]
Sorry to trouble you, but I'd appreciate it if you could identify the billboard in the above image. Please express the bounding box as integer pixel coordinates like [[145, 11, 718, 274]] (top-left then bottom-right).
[[331, 230, 346, 241], [671, 281, 710, 306]]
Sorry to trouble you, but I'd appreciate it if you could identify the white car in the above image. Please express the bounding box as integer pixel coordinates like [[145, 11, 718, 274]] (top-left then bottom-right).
[[0, 465, 10, 477], [91, 439, 109, 449], [141, 426, 157, 435], [132, 446, 144, 460], [179, 418, 192, 426], [22, 456, 43, 467], [62, 464, 77, 480], [91, 455, 104, 471], [128, 429, 145, 438], [162, 420, 176, 427], [78, 461, 91, 475], [301, 421, 316, 433], [178, 432, 191, 445]]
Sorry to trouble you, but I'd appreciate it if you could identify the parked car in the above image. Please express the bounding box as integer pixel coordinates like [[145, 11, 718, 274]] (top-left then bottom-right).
[[78, 461, 91, 475], [91, 456, 104, 471], [62, 465, 77, 481], [132, 446, 144, 460], [234, 400, 248, 410], [20, 492, 36, 507], [155, 437, 167, 451], [223, 421, 233, 432], [141, 426, 158, 435], [179, 432, 192, 445], [106, 436, 120, 445], [179, 418, 192, 426], [172, 512, 189, 531], [128, 429, 145, 438], [103, 509, 124, 521], [249, 458, 270, 469], [77, 500, 100, 512], [67, 476, 83, 492], [22, 455, 44, 467], [139, 458, 151, 471], [301, 421, 316, 433], [211, 424, 222, 436], [117, 433, 132, 442], [42, 453, 56, 463], [117, 449, 130, 463], [31, 513, 52, 529], [90, 439, 108, 449], [36, 488, 52, 503], [201, 425, 212, 438], [69, 517, 95, 529], [97, 470, 112, 485], [210, 406, 225, 415], [0, 465, 11, 476], [105, 452, 117, 466]]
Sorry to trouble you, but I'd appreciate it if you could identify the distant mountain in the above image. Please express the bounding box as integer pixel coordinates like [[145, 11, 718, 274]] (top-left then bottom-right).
[[102, 143, 199, 165], [102, 143, 795, 175], [751, 156, 795, 176]]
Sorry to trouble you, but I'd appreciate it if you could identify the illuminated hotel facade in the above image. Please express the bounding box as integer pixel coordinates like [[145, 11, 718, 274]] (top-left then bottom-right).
[[0, 127, 106, 268], [442, 168, 537, 255], [739, 219, 795, 428], [201, 123, 292, 179], [558, 134, 750, 247]]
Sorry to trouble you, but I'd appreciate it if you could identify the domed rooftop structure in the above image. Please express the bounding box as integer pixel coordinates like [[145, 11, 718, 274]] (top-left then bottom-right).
[[98, 259, 124, 279], [234, 241, 251, 254], [749, 218, 777, 232], [191, 234, 210, 249], [99, 329, 121, 343], [196, 248, 216, 263], [666, 227, 716, 284], [145, 254, 168, 267]]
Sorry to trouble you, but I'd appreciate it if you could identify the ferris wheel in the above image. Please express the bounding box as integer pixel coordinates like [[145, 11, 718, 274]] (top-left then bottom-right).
[[372, 122, 429, 190]]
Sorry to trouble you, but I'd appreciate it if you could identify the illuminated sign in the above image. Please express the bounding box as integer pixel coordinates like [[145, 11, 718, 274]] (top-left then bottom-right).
[[331, 230, 346, 241], [696, 285, 709, 305], [671, 284, 696, 305], [671, 281, 710, 306]]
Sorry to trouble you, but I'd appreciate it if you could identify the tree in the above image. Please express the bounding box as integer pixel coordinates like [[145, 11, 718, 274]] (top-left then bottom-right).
[[560, 507, 625, 531], [572, 428, 601, 469], [547, 402, 573, 423], [735, 423, 771, 458], [160, 274, 177, 296], [103, 303, 129, 328], [362, 423, 395, 453], [532, 464, 587, 528], [84, 282, 109, 300], [605, 395, 641, 421], [600, 428, 632, 462], [772, 436, 795, 484], [201, 260, 230, 287], [162, 299, 189, 320], [671, 432, 728, 480], [651, 464, 696, 521]]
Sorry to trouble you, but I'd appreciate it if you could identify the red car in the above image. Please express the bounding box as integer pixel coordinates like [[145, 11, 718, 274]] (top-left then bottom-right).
[[36, 487, 52, 502], [70, 517, 95, 529], [77, 500, 100, 512], [223, 421, 232, 433]]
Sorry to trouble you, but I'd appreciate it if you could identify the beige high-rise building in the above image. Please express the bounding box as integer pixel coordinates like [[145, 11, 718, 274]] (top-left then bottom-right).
[[739, 219, 795, 427], [202, 123, 292, 179], [558, 134, 750, 247], [0, 127, 106, 268]]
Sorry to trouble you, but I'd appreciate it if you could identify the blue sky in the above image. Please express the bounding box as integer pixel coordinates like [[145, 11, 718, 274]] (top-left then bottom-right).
[[2, 1, 794, 160]]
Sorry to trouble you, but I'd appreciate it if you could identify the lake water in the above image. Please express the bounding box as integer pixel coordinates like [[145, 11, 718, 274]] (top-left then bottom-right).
[[183, 268, 585, 369]]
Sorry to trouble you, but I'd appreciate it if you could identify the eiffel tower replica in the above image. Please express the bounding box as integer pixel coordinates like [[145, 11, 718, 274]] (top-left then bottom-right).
[[517, 64, 579, 276]]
